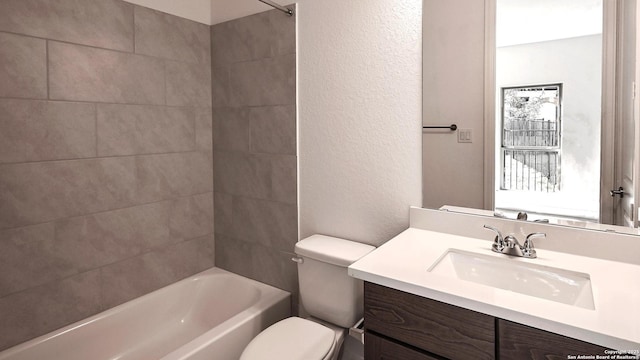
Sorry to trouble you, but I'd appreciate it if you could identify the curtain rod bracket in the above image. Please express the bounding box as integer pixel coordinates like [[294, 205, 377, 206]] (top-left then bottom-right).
[[258, 0, 294, 16]]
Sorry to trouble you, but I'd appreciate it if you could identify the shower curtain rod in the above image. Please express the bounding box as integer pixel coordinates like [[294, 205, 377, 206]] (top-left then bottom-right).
[[258, 0, 294, 16]]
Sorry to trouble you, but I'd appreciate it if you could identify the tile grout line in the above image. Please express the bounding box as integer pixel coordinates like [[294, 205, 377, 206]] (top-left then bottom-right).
[[0, 95, 214, 109], [132, 6, 136, 54], [45, 40, 50, 99], [0, 148, 209, 166], [0, 191, 215, 234], [164, 60, 168, 106], [212, 191, 298, 208], [94, 103, 99, 157], [193, 106, 198, 147], [0, 231, 215, 301], [230, 50, 297, 66], [213, 148, 298, 159], [0, 30, 208, 66]]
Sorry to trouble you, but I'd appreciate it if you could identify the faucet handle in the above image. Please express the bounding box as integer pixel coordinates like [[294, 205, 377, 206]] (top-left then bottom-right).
[[484, 225, 504, 251], [523, 232, 546, 258]]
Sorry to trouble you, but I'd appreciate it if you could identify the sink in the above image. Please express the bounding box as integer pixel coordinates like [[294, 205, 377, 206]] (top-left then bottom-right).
[[428, 249, 595, 310]]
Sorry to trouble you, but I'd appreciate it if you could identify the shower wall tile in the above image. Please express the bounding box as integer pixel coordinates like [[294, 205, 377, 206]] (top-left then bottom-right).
[[196, 107, 213, 151], [213, 151, 271, 199], [271, 155, 297, 205], [100, 236, 214, 309], [134, 6, 210, 65], [211, 66, 231, 108], [230, 196, 297, 252], [0, 223, 75, 298], [229, 54, 296, 107], [0, 270, 102, 351], [97, 104, 195, 156], [136, 152, 213, 203], [250, 244, 297, 294], [0, 2, 213, 351], [210, 9, 295, 66], [0, 0, 133, 51], [49, 41, 165, 105], [0, 157, 137, 229], [213, 192, 233, 236], [0, 99, 96, 164], [210, 22, 244, 66], [169, 192, 214, 240], [213, 108, 251, 152], [0, 32, 47, 99], [54, 202, 175, 273], [165, 60, 212, 107], [215, 234, 254, 279], [214, 152, 296, 204], [249, 105, 296, 155], [213, 8, 297, 295], [215, 236, 297, 295]]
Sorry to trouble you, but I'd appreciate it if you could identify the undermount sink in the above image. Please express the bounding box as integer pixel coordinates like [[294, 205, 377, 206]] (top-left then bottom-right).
[[428, 249, 595, 310]]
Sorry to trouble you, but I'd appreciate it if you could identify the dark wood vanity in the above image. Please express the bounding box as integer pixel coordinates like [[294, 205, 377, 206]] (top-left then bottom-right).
[[364, 282, 609, 360]]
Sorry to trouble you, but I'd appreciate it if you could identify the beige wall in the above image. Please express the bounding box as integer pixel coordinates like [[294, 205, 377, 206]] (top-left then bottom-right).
[[422, 0, 486, 210], [0, 0, 213, 350]]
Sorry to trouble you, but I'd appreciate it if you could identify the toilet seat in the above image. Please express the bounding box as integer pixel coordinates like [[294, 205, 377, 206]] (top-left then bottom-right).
[[239, 317, 336, 360]]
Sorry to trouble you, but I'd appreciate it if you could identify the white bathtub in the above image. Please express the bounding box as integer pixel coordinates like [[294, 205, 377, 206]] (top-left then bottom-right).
[[0, 267, 291, 360]]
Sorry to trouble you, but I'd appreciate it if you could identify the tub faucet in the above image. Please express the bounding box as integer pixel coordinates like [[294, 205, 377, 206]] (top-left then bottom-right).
[[483, 225, 545, 259]]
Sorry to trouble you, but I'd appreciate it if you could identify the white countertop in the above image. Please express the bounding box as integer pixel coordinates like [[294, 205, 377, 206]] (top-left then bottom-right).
[[349, 227, 640, 350]]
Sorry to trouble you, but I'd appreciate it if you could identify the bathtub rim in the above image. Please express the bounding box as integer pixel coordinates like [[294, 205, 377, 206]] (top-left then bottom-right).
[[0, 267, 291, 359]]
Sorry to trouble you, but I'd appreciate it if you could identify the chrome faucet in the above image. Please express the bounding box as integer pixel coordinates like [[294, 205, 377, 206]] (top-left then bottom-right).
[[483, 225, 546, 259]]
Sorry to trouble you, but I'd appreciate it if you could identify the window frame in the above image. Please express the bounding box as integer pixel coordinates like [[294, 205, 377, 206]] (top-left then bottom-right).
[[499, 83, 563, 192]]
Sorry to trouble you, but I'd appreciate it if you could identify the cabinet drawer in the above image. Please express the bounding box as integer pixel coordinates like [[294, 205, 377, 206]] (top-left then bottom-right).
[[498, 319, 610, 360], [364, 282, 495, 360], [365, 331, 441, 360]]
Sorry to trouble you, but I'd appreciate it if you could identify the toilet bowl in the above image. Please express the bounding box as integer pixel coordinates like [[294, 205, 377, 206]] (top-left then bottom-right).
[[240, 317, 345, 360], [239, 235, 375, 360]]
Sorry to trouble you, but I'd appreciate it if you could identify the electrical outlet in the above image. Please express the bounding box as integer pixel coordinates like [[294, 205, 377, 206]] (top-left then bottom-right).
[[458, 129, 472, 143]]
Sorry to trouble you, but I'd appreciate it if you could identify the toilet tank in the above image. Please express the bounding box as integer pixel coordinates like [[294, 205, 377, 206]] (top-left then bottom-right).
[[294, 235, 375, 328]]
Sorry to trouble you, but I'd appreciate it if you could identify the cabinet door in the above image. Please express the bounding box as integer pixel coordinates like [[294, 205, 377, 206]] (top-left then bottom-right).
[[364, 282, 495, 360], [365, 332, 441, 360], [498, 319, 610, 360]]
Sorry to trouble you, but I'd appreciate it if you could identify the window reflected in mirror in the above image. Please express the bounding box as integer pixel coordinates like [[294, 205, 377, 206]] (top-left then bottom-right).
[[500, 84, 561, 193]]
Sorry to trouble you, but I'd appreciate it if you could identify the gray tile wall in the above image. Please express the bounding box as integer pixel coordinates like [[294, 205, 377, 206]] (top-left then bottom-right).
[[211, 10, 298, 310], [0, 0, 213, 350]]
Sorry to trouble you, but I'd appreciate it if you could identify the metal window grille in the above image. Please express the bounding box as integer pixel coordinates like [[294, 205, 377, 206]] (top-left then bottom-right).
[[500, 84, 562, 192]]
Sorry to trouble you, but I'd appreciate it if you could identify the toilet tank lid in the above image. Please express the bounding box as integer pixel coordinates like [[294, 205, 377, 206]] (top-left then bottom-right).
[[295, 235, 375, 267]]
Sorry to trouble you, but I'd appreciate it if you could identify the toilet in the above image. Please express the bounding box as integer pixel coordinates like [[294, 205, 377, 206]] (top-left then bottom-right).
[[240, 235, 375, 360]]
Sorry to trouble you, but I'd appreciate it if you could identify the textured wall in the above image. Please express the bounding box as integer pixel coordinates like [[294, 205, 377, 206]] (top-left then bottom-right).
[[0, 0, 213, 350], [298, 0, 423, 246], [211, 10, 298, 308]]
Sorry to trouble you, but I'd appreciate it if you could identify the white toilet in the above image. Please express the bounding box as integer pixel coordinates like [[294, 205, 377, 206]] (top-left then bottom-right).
[[240, 234, 375, 360]]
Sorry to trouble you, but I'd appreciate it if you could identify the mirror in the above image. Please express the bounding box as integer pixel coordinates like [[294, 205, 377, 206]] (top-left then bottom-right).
[[422, 0, 640, 233]]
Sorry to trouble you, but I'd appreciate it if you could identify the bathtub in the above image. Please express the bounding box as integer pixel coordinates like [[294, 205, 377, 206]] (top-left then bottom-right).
[[0, 267, 291, 360]]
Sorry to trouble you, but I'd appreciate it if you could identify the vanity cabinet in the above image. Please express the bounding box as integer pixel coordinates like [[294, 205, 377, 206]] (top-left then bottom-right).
[[498, 320, 608, 360], [364, 282, 494, 359], [364, 282, 609, 360], [364, 332, 440, 360]]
